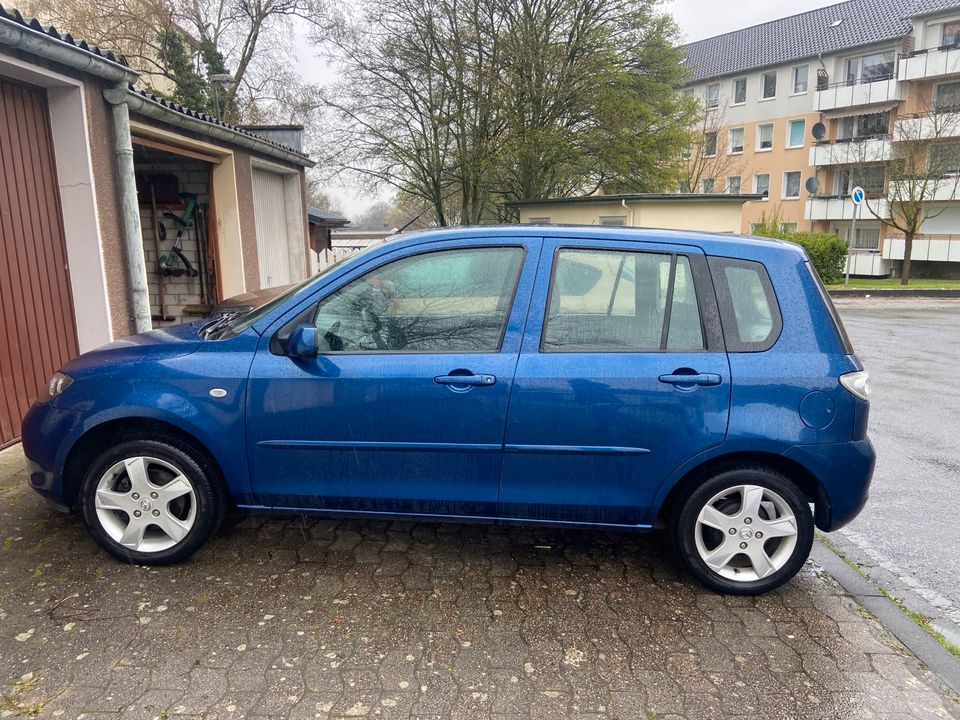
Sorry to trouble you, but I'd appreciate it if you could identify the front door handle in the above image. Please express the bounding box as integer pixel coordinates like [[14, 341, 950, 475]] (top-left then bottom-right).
[[434, 373, 497, 387], [658, 372, 722, 387]]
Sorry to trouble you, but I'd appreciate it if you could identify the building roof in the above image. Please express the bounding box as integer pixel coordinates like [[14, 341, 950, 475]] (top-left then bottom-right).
[[308, 206, 348, 225], [681, 0, 960, 83], [128, 88, 312, 165], [505, 193, 763, 207]]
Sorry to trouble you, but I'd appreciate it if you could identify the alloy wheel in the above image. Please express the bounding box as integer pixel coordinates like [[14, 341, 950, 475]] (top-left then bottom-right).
[[94, 456, 197, 553], [693, 484, 799, 582]]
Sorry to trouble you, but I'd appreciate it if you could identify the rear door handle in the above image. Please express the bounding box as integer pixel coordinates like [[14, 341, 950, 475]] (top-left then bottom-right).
[[434, 374, 497, 386], [658, 372, 722, 387]]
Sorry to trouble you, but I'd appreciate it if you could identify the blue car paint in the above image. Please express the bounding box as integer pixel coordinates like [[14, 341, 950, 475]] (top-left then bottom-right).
[[20, 225, 874, 533]]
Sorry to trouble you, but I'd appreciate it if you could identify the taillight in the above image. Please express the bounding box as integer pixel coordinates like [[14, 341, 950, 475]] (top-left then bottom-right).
[[840, 370, 870, 401]]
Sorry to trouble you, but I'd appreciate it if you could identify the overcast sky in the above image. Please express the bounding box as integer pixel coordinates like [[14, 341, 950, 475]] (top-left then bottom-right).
[[301, 0, 844, 216]]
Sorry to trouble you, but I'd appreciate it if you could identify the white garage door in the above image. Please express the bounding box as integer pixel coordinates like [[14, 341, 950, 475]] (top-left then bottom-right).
[[252, 168, 304, 288]]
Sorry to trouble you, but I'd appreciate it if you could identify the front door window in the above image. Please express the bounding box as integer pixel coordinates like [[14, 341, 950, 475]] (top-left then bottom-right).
[[314, 247, 524, 353]]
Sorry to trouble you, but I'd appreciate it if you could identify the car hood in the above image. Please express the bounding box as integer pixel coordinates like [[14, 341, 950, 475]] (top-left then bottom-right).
[[62, 321, 207, 376]]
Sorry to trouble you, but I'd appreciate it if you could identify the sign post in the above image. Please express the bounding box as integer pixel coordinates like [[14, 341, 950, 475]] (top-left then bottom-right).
[[846, 186, 865, 286]]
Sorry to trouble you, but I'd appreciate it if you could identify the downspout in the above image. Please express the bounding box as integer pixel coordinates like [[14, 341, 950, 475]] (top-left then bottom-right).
[[621, 198, 635, 226], [104, 83, 152, 333]]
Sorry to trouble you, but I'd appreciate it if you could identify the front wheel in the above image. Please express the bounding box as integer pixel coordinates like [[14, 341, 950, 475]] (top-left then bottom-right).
[[671, 465, 814, 595], [79, 437, 223, 565]]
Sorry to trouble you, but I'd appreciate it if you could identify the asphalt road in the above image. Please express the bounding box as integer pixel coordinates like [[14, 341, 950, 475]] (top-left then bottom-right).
[[835, 297, 960, 626]]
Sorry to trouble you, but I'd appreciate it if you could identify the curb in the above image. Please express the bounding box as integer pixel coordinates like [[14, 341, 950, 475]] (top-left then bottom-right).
[[813, 538, 960, 696], [829, 288, 960, 297]]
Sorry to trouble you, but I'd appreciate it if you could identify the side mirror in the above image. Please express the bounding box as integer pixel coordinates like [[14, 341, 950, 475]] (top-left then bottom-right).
[[287, 324, 318, 359]]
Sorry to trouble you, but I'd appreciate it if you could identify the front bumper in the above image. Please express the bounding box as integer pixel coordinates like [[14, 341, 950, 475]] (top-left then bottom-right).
[[20, 401, 88, 511], [783, 438, 876, 532]]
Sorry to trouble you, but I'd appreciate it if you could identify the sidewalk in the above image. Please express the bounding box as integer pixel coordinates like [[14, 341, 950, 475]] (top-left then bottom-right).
[[0, 444, 958, 719]]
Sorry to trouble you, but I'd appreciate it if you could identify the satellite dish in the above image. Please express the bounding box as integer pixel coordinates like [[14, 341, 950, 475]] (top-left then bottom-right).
[[805, 176, 820, 194], [812, 122, 826, 140]]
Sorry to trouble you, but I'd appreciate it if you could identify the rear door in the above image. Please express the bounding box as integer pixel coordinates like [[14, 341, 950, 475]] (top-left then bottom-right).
[[499, 237, 730, 525]]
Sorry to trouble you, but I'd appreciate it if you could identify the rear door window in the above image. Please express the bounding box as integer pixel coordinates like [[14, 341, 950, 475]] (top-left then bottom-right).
[[708, 256, 782, 352], [542, 248, 705, 352]]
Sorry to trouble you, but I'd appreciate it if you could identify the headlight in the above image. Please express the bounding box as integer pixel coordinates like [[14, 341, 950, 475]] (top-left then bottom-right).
[[38, 372, 73, 403], [839, 370, 870, 401]]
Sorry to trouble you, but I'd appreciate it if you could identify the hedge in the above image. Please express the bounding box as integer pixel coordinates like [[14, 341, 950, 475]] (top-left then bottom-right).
[[750, 221, 848, 285]]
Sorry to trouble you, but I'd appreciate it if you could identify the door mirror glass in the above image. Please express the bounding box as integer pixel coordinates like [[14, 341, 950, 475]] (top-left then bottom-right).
[[287, 324, 319, 359]]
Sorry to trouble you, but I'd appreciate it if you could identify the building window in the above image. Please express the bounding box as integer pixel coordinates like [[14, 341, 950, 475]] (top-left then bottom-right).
[[527, 217, 550, 224], [943, 20, 960, 46], [781, 223, 798, 233], [837, 111, 890, 139], [703, 131, 718, 157], [757, 123, 774, 150], [837, 165, 885, 194], [935, 82, 960, 112], [678, 180, 691, 192], [728, 127, 745, 154], [930, 143, 960, 174], [733, 77, 747, 104], [727, 176, 741, 194], [706, 83, 720, 108], [783, 171, 802, 198], [792, 65, 809, 93], [701, 178, 716, 193], [845, 50, 895, 84], [681, 87, 694, 98], [761, 71, 777, 99], [787, 119, 806, 148], [754, 173, 770, 197], [599, 216, 627, 226], [835, 225, 881, 249]]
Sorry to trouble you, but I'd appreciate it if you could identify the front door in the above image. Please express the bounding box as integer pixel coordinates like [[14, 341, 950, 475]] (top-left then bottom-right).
[[246, 240, 539, 515], [499, 238, 731, 526]]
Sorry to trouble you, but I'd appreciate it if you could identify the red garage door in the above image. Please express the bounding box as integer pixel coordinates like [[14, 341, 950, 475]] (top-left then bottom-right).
[[0, 78, 79, 447]]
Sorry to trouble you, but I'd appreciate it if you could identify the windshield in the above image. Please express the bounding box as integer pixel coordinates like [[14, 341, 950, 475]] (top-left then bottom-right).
[[219, 254, 355, 338]]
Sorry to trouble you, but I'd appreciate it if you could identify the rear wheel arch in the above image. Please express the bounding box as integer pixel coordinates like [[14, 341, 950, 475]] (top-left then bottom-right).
[[656, 451, 825, 528], [62, 417, 231, 512]]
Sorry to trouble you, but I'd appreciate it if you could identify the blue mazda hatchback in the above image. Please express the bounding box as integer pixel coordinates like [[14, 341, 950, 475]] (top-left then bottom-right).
[[21, 226, 874, 594]]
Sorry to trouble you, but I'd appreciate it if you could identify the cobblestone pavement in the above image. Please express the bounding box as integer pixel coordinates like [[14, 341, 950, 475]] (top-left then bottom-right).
[[1, 447, 958, 720]]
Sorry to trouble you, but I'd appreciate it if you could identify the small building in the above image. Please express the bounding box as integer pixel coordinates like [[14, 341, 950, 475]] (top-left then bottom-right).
[[326, 227, 398, 267], [506, 193, 762, 234], [0, 6, 314, 446], [308, 206, 350, 271]]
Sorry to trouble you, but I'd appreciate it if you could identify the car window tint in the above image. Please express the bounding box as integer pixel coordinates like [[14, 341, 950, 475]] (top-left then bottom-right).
[[542, 249, 704, 352], [708, 256, 782, 352], [313, 247, 523, 353]]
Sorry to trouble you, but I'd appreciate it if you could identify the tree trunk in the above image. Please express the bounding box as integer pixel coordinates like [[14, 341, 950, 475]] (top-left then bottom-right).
[[901, 232, 913, 285]]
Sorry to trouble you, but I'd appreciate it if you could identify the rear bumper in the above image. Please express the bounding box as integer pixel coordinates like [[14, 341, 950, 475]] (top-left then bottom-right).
[[783, 438, 875, 532]]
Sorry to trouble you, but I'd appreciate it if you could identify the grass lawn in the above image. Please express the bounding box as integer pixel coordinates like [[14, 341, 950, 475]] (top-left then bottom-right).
[[827, 278, 960, 289]]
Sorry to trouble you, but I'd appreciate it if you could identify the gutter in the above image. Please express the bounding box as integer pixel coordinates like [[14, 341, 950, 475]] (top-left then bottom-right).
[[0, 14, 137, 85], [124, 90, 314, 167]]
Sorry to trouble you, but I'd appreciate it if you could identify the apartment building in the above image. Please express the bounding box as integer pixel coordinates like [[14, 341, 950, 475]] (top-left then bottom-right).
[[682, 0, 960, 277]]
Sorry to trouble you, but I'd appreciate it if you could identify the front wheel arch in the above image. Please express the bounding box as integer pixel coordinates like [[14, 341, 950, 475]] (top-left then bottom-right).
[[62, 417, 231, 513]]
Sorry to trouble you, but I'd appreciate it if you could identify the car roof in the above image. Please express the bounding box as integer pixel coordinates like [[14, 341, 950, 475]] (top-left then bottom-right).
[[386, 224, 805, 261]]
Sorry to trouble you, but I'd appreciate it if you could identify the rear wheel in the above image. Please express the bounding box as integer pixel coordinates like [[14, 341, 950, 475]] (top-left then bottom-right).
[[79, 436, 223, 565], [671, 465, 814, 595]]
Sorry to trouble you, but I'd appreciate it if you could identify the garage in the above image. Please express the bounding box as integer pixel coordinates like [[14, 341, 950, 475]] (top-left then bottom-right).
[[252, 166, 307, 288], [0, 78, 79, 447]]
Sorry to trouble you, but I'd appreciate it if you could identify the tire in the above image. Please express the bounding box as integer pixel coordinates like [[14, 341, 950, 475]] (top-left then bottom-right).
[[79, 435, 224, 565], [671, 464, 814, 595]]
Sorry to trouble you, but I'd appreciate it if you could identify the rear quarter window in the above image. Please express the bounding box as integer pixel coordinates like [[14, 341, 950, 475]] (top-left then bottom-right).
[[708, 256, 783, 352]]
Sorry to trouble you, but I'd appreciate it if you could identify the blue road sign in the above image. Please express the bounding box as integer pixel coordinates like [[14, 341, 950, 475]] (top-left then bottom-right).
[[851, 186, 865, 205]]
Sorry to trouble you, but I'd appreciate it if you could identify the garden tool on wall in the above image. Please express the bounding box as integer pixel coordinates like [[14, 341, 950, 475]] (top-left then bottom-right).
[[159, 192, 200, 277]]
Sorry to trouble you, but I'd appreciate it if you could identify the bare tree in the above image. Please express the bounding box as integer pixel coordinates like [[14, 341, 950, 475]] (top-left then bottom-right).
[[683, 99, 744, 194], [855, 97, 960, 284]]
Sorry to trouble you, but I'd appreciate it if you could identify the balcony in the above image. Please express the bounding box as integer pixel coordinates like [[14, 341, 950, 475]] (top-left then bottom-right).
[[814, 77, 904, 112], [845, 251, 891, 277], [808, 136, 892, 166], [898, 46, 960, 81], [895, 111, 960, 141], [889, 177, 960, 202], [882, 236, 960, 262], [805, 196, 890, 221]]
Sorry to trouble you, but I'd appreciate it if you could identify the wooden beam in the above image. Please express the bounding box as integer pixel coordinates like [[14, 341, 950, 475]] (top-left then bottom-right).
[[132, 135, 222, 165]]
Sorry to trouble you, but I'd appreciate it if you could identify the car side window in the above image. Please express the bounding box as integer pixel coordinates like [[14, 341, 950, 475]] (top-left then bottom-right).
[[313, 247, 524, 353], [542, 248, 705, 352], [708, 256, 782, 352]]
